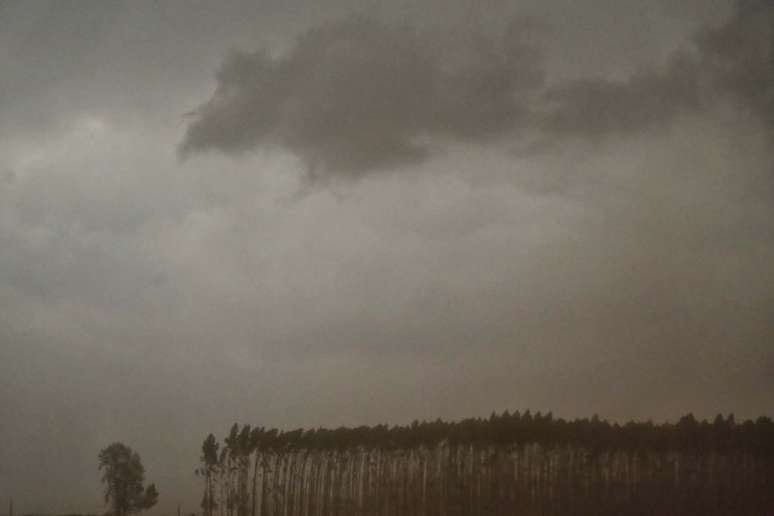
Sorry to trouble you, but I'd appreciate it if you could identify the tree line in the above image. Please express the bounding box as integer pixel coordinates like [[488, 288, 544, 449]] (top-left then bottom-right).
[[198, 411, 774, 515]]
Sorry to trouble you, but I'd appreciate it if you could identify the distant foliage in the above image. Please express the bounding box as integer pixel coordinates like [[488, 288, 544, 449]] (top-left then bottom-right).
[[98, 443, 159, 516], [198, 411, 774, 515]]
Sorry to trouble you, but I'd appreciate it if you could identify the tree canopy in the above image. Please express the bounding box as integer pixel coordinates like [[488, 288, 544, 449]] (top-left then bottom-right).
[[197, 412, 774, 516], [98, 442, 159, 516]]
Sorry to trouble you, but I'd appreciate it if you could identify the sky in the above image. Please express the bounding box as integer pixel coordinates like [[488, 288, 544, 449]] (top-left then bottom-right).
[[0, 0, 772, 513]]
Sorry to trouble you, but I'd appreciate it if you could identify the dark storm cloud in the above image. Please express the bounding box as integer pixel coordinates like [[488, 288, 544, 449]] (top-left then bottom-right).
[[695, 0, 774, 120], [538, 54, 701, 141], [542, 0, 773, 143], [182, 1, 772, 177], [179, 16, 545, 178]]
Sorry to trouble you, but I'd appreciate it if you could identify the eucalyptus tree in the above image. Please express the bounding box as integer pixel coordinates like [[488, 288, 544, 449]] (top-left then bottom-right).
[[223, 423, 241, 516], [234, 424, 254, 516], [199, 412, 774, 515], [198, 434, 220, 516], [249, 426, 263, 516]]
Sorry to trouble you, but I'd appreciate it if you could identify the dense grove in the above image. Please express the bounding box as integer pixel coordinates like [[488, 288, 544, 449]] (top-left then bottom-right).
[[198, 411, 774, 516]]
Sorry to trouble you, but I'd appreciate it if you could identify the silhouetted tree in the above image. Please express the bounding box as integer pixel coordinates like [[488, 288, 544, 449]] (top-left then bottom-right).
[[98, 443, 158, 516], [198, 434, 220, 516]]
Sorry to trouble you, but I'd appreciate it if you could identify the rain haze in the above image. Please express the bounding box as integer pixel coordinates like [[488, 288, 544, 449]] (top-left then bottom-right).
[[0, 0, 772, 513]]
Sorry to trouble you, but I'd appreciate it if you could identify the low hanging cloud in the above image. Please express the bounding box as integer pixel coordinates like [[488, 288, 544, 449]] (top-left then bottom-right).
[[541, 0, 772, 143], [180, 1, 771, 179], [179, 15, 546, 178], [538, 54, 700, 142], [694, 0, 773, 120]]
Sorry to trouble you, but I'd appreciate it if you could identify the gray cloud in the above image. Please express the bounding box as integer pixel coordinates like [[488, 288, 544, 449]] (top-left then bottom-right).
[[695, 0, 773, 119], [540, 0, 772, 144], [182, 1, 772, 178], [538, 53, 700, 142], [179, 16, 546, 179]]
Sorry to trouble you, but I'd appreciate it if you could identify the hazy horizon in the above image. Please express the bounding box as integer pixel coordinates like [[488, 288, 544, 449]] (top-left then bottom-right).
[[1, 0, 772, 513]]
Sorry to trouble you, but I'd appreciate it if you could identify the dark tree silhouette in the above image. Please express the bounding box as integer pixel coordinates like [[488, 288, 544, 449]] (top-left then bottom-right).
[[199, 412, 774, 515], [198, 434, 220, 516], [98, 443, 159, 516]]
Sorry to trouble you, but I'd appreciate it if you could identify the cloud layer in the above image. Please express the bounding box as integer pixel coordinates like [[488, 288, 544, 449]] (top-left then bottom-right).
[[182, 1, 772, 179], [1, 1, 772, 514]]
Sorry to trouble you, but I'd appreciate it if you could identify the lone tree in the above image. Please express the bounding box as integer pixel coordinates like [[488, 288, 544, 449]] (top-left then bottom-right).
[[98, 442, 159, 516]]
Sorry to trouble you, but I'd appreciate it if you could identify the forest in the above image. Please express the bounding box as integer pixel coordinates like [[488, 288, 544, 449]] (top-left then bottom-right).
[[197, 411, 774, 516]]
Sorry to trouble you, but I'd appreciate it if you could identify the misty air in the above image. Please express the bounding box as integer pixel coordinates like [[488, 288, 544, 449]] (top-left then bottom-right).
[[1, 1, 772, 515]]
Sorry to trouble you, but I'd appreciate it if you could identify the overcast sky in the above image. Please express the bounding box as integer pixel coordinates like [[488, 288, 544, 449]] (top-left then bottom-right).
[[0, 0, 772, 513]]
